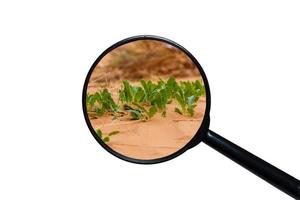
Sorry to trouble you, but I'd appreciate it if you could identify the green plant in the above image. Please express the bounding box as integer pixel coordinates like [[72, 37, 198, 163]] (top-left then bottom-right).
[[96, 129, 120, 143], [88, 77, 205, 120], [158, 77, 177, 103], [151, 85, 168, 117], [140, 78, 179, 117], [124, 102, 157, 121], [174, 80, 205, 117], [140, 79, 158, 105], [120, 79, 165, 118], [119, 80, 145, 104], [86, 89, 120, 116]]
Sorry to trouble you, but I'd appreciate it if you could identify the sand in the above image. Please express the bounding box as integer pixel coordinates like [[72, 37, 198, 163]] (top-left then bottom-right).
[[87, 76, 206, 160]]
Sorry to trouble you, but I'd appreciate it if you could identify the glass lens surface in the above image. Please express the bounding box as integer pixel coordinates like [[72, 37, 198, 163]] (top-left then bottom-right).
[[85, 39, 206, 160]]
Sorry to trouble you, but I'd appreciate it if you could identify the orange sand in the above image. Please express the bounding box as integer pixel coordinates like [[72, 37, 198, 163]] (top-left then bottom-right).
[[87, 77, 206, 160]]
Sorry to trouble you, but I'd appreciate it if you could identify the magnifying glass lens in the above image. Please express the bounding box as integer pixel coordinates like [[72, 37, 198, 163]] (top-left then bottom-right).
[[85, 39, 207, 160]]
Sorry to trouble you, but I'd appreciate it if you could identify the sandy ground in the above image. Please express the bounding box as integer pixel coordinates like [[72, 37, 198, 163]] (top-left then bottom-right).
[[87, 76, 206, 160]]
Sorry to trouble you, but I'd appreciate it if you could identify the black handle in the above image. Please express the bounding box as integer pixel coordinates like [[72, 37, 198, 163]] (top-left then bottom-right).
[[203, 130, 300, 199]]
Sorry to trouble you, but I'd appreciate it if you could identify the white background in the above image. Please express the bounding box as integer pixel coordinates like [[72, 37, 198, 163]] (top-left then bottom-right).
[[0, 1, 299, 199]]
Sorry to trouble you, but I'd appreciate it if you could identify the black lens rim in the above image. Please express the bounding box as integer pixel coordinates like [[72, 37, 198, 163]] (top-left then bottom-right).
[[82, 35, 211, 164]]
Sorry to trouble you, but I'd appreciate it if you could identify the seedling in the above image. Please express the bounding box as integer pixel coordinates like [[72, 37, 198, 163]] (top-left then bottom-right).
[[96, 129, 120, 143], [174, 80, 205, 117], [119, 80, 145, 104], [87, 89, 120, 117], [87, 77, 205, 120]]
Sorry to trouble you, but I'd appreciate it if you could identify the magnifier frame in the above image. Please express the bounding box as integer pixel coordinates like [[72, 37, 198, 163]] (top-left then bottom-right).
[[82, 35, 211, 164], [82, 36, 300, 199]]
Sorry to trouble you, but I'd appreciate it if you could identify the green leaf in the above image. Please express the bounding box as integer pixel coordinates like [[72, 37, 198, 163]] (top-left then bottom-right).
[[103, 137, 110, 143], [148, 106, 157, 118], [123, 80, 133, 103], [96, 129, 103, 139], [167, 77, 176, 87], [95, 107, 105, 116], [187, 95, 195, 106], [119, 89, 126, 103], [175, 93, 185, 109], [108, 131, 120, 136], [134, 87, 145, 102]]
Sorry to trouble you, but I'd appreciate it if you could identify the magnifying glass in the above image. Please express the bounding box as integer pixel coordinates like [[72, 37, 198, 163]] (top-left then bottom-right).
[[82, 35, 300, 199]]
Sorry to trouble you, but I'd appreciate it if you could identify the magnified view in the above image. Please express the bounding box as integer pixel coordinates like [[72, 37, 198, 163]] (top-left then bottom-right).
[[85, 39, 206, 160]]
